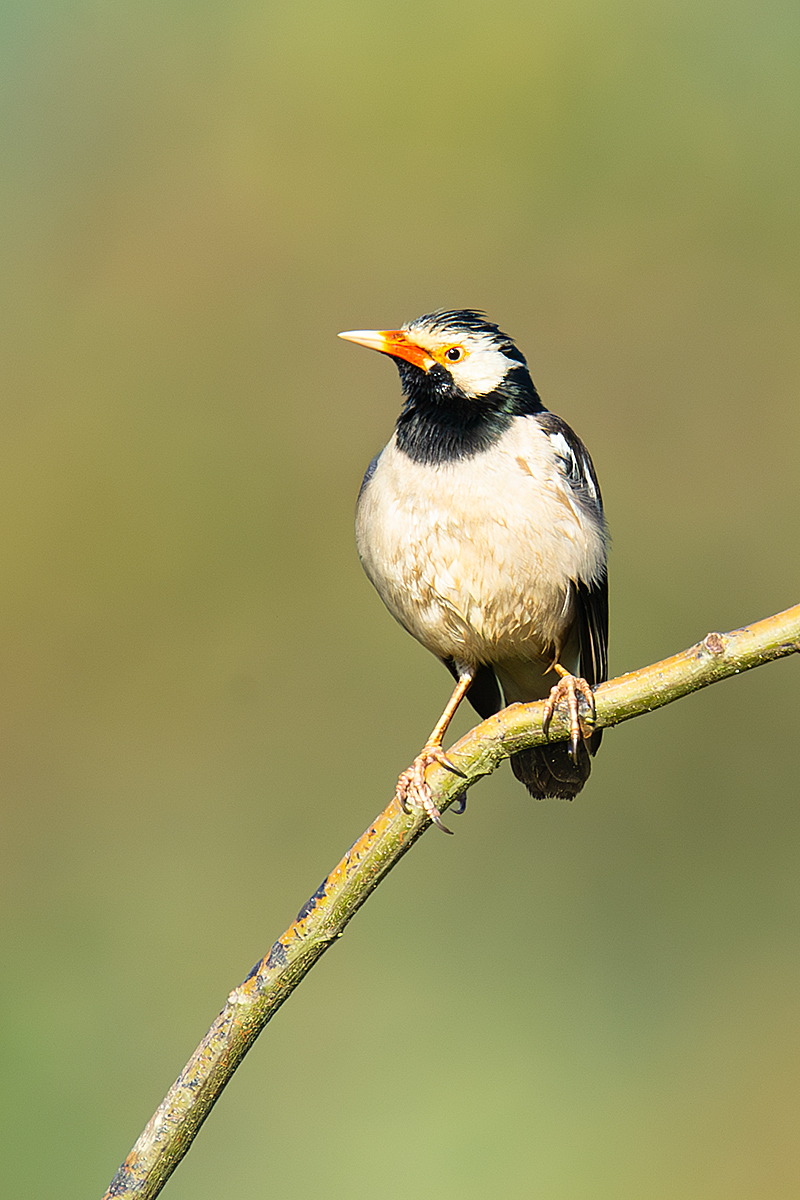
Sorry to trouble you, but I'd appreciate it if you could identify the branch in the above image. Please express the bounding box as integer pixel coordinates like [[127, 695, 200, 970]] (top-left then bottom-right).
[[102, 604, 800, 1199]]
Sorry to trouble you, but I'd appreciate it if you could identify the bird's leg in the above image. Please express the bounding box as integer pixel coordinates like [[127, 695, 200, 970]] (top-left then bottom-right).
[[542, 662, 596, 762], [396, 666, 475, 834]]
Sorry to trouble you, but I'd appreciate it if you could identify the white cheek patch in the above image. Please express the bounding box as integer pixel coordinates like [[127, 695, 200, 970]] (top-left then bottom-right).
[[450, 347, 518, 398]]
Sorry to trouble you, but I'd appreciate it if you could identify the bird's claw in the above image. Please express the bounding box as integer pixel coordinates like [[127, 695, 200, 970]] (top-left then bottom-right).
[[395, 743, 465, 834], [542, 673, 596, 762]]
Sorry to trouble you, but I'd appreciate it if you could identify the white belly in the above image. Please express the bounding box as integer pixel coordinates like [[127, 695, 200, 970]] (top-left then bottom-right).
[[355, 417, 606, 667]]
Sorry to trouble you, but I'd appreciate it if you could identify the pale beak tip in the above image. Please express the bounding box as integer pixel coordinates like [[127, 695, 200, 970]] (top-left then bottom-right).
[[338, 329, 375, 342], [337, 329, 387, 353]]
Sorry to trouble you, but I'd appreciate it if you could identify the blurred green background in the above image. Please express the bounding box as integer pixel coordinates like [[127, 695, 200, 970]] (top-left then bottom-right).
[[1, 1, 799, 1196]]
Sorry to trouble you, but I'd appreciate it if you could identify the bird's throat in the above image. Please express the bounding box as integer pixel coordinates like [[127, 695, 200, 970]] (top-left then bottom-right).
[[393, 361, 545, 465], [395, 400, 512, 464]]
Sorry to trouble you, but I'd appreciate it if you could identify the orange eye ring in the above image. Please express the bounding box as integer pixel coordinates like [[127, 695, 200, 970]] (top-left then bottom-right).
[[443, 346, 465, 363]]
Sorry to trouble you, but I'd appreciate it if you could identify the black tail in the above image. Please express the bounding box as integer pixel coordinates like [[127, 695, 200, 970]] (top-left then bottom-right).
[[511, 730, 601, 800]]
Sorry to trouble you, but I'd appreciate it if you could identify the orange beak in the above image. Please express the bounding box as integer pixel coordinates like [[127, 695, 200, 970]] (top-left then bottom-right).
[[338, 328, 434, 372]]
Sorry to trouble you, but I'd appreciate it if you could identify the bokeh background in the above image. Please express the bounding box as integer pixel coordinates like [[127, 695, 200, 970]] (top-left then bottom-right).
[[1, 2, 799, 1196]]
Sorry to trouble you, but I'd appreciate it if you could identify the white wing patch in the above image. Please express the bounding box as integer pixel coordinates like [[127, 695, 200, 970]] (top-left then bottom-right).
[[548, 431, 573, 466], [547, 430, 599, 503]]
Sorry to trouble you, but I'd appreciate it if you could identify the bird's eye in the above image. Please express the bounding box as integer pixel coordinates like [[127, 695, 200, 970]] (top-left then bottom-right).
[[444, 346, 464, 362]]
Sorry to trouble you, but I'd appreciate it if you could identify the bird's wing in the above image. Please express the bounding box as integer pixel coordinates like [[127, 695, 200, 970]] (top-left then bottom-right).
[[573, 575, 608, 687], [534, 411, 608, 687], [535, 411, 604, 517], [357, 452, 380, 501]]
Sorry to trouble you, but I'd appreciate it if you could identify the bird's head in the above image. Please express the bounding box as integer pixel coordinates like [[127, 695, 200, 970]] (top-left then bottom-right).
[[339, 310, 545, 463], [339, 309, 542, 411]]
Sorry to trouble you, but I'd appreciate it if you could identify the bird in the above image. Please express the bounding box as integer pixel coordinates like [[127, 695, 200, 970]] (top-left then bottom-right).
[[339, 309, 608, 831]]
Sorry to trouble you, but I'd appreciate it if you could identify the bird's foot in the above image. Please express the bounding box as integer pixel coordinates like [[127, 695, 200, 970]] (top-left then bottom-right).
[[396, 743, 465, 834], [542, 672, 596, 761]]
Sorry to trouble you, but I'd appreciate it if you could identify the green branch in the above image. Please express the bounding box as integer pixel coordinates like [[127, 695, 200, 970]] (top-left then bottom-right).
[[102, 604, 800, 1199]]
